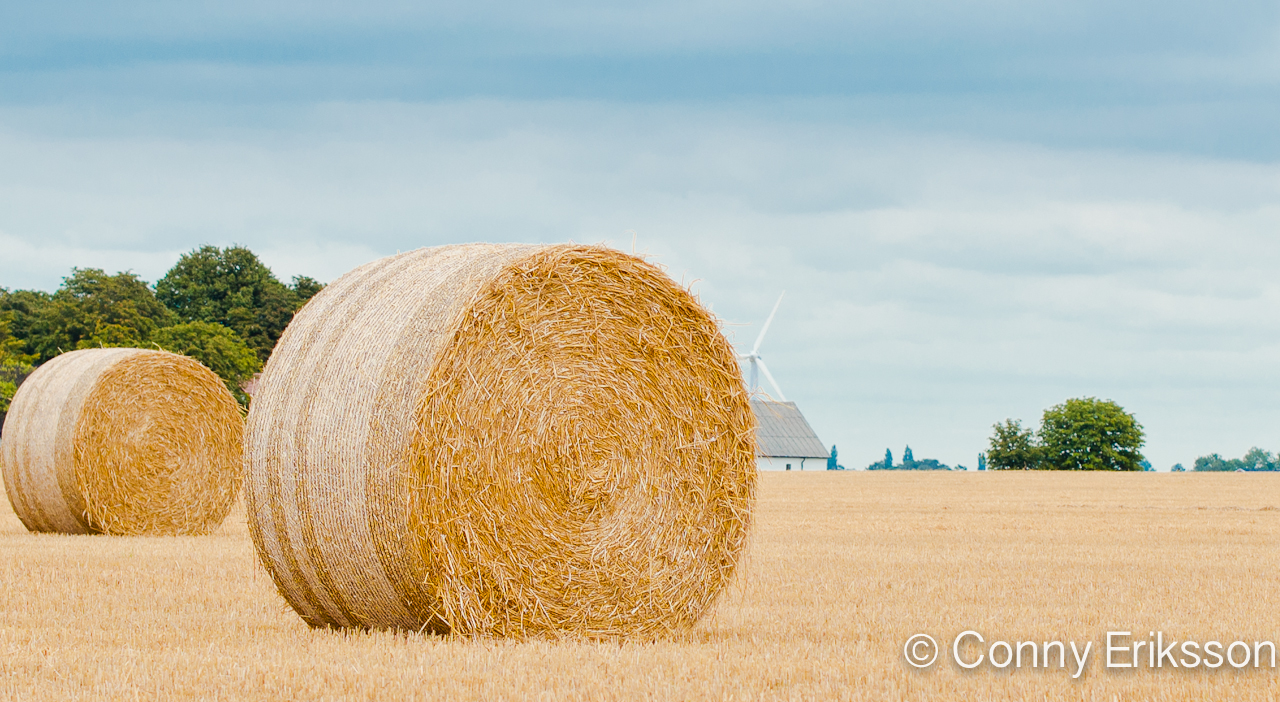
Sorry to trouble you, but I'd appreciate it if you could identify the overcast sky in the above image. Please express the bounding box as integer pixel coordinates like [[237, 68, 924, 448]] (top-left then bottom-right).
[[3, 1, 1279, 470]]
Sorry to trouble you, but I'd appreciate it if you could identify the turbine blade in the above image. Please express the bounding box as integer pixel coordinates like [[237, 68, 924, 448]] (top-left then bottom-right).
[[752, 291, 785, 355], [757, 358, 786, 401]]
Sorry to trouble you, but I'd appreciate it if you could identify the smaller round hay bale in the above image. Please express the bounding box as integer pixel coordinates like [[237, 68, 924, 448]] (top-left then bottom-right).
[[0, 348, 243, 535]]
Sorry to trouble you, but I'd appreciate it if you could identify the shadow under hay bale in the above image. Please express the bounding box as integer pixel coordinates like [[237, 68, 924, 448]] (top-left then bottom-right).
[[0, 348, 244, 535], [245, 243, 757, 638]]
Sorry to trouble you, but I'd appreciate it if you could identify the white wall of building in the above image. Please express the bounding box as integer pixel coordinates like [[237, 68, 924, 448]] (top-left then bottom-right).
[[757, 455, 828, 471]]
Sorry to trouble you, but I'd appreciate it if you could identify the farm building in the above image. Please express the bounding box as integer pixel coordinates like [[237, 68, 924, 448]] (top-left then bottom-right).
[[751, 399, 829, 471]]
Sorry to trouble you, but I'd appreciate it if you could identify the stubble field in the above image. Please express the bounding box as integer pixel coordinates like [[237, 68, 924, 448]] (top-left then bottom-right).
[[1, 471, 1277, 700]]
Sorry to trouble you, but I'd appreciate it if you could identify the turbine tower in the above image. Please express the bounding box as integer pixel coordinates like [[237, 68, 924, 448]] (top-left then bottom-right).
[[739, 292, 786, 401]]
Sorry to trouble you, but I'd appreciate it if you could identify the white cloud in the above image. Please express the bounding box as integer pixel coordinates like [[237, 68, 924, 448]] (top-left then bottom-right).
[[2, 98, 1278, 470]]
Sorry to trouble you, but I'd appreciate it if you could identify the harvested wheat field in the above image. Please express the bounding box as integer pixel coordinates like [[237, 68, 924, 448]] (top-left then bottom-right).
[[1, 471, 1277, 700]]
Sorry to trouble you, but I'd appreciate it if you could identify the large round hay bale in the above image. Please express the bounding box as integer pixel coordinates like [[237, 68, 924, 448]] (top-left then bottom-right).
[[245, 243, 757, 637], [1, 348, 243, 535]]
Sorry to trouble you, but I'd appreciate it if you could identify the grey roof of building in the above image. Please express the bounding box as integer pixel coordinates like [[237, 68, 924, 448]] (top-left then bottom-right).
[[751, 400, 829, 459]]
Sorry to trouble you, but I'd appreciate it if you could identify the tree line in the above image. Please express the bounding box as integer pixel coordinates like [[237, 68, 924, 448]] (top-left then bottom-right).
[[866, 445, 953, 471], [1, 246, 322, 415], [1189, 448, 1280, 472]]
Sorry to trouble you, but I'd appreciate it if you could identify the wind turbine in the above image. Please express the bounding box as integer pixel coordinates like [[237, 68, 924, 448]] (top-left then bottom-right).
[[739, 292, 786, 401]]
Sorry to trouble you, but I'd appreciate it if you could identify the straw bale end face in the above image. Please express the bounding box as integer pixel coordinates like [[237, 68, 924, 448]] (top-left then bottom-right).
[[0, 348, 244, 536], [245, 243, 758, 638]]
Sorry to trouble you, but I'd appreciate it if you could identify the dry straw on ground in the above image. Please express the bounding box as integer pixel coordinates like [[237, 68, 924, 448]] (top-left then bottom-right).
[[245, 243, 757, 638], [0, 347, 243, 536], [4, 473, 1278, 701]]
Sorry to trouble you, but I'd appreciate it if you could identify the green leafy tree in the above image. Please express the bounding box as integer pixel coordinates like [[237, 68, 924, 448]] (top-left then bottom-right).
[[1241, 447, 1277, 471], [152, 322, 262, 407], [1194, 453, 1234, 471], [1038, 397, 1145, 471], [0, 379, 14, 417], [22, 269, 176, 362], [903, 458, 950, 471], [1, 295, 36, 421], [0, 288, 51, 358], [986, 419, 1041, 470], [290, 276, 325, 306], [0, 314, 31, 364], [1, 314, 36, 418], [155, 246, 320, 362], [902, 445, 915, 466], [0, 362, 33, 417]]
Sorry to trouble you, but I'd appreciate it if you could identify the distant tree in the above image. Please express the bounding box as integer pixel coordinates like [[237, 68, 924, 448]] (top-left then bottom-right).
[[986, 419, 1040, 470], [290, 275, 325, 306], [0, 288, 51, 359], [0, 313, 30, 365], [1194, 448, 1278, 472], [826, 445, 845, 470], [0, 361, 34, 421], [0, 378, 15, 418], [1242, 447, 1277, 471], [902, 445, 915, 466], [1170, 463, 1186, 472], [904, 458, 951, 471], [977, 453, 987, 471], [1194, 453, 1234, 472], [21, 269, 176, 362], [867, 448, 892, 471], [155, 246, 318, 362], [865, 449, 950, 470], [0, 313, 36, 419], [1038, 397, 1145, 471], [1139, 459, 1153, 471], [151, 322, 262, 407], [0, 376, 16, 423]]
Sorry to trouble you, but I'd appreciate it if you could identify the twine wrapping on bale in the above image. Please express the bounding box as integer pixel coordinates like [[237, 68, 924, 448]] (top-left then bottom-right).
[[0, 348, 244, 535], [245, 243, 757, 637]]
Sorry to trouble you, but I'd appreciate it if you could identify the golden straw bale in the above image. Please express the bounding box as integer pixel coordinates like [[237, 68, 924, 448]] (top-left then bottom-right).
[[245, 243, 757, 637], [1, 348, 243, 535]]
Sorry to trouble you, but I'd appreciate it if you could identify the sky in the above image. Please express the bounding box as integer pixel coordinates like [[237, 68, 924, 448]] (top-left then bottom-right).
[[2, 1, 1279, 470]]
